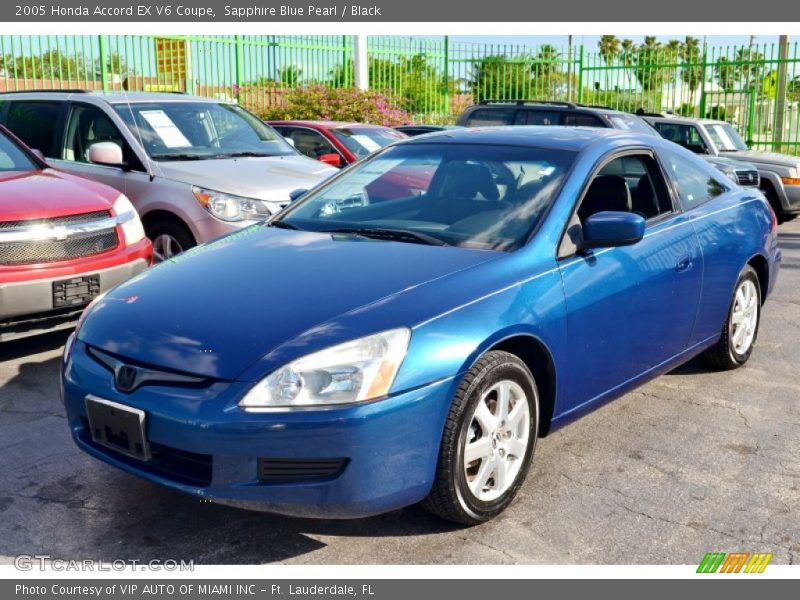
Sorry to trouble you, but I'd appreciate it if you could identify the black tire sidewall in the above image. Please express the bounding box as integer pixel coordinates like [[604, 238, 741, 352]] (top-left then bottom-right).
[[452, 357, 538, 520], [147, 219, 195, 255]]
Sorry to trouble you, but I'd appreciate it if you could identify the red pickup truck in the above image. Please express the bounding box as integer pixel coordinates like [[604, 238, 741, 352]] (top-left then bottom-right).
[[0, 125, 152, 341]]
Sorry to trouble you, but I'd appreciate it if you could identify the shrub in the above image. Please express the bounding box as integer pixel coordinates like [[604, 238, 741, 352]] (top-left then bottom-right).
[[257, 85, 411, 126]]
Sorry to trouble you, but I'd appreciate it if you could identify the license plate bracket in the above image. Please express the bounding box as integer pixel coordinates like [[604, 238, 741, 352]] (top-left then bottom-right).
[[85, 396, 150, 461], [53, 274, 101, 309]]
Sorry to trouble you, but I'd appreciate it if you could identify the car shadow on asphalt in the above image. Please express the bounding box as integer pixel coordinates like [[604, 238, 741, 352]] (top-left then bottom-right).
[[0, 337, 463, 566]]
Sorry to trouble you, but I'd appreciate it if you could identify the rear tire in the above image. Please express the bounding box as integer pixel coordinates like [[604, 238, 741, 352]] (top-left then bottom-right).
[[422, 350, 539, 525], [702, 265, 761, 370], [147, 218, 195, 262]]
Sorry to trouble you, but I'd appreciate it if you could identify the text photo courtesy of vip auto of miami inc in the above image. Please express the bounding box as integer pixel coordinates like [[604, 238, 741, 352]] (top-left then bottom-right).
[[0, 18, 798, 587]]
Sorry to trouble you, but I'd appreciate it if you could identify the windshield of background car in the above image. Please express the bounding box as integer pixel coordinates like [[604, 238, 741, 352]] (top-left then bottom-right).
[[279, 143, 575, 251], [330, 127, 406, 159], [706, 123, 749, 151], [608, 114, 660, 136], [114, 102, 296, 160], [0, 130, 38, 172]]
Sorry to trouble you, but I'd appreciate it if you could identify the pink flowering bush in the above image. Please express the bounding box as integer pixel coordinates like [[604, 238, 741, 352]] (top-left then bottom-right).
[[258, 85, 411, 126]]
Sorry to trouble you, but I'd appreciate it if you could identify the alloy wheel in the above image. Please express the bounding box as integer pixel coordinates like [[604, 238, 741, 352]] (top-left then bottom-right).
[[730, 279, 759, 355]]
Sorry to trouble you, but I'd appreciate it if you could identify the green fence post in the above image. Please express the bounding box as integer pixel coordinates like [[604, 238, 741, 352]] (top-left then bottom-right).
[[698, 45, 708, 118], [234, 35, 243, 100], [577, 45, 584, 104], [98, 35, 109, 91], [442, 35, 450, 116], [746, 87, 756, 146], [184, 35, 194, 95]]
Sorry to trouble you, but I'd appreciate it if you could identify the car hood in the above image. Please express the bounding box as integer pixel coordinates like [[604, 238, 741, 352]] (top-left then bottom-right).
[[78, 227, 501, 380], [725, 150, 800, 172], [157, 154, 336, 201], [0, 169, 115, 221], [703, 155, 756, 170]]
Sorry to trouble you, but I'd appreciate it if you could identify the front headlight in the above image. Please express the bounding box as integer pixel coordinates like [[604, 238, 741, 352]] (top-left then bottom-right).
[[239, 328, 411, 410], [193, 186, 279, 222], [112, 195, 146, 246]]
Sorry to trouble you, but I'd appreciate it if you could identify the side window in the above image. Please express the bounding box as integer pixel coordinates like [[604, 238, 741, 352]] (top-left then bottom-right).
[[5, 101, 62, 157], [464, 107, 515, 127], [286, 128, 337, 159], [655, 123, 708, 153], [563, 112, 605, 127], [63, 104, 127, 163], [662, 149, 728, 210], [578, 154, 673, 222], [516, 110, 560, 125]]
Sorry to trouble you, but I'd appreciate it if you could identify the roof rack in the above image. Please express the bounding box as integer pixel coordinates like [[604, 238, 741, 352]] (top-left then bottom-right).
[[576, 103, 615, 110], [634, 108, 673, 117], [0, 88, 89, 95], [478, 99, 577, 109]]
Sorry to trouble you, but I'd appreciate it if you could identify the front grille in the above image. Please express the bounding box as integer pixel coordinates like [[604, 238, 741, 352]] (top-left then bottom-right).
[[258, 458, 348, 483], [0, 229, 118, 265], [0, 210, 109, 230], [78, 418, 213, 487], [736, 170, 760, 187]]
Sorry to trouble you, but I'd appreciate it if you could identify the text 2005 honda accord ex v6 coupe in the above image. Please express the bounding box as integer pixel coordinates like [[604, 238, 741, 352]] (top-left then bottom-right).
[[61, 127, 781, 524]]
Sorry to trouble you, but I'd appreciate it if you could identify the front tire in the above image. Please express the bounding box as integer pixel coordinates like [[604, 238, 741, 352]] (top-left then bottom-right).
[[147, 218, 195, 262], [423, 350, 539, 525], [702, 265, 761, 370]]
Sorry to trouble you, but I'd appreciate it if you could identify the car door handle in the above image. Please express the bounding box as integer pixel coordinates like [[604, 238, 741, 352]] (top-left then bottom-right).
[[675, 256, 694, 273]]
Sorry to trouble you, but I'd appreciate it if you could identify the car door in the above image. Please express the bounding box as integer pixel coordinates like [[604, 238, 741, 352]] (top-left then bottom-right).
[[49, 102, 146, 195], [557, 149, 703, 409]]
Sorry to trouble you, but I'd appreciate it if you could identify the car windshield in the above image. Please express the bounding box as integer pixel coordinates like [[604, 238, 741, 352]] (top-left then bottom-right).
[[276, 143, 575, 251], [330, 127, 406, 159], [608, 115, 659, 136], [0, 131, 37, 172], [114, 101, 296, 161], [706, 123, 749, 151]]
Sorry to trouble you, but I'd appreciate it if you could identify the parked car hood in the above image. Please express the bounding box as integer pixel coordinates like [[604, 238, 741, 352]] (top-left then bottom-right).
[[726, 150, 800, 172], [0, 169, 115, 221], [78, 226, 501, 380], [157, 154, 336, 202]]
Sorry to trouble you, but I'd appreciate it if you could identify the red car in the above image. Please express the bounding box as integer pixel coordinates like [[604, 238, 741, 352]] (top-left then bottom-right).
[[268, 120, 407, 167], [0, 125, 152, 341]]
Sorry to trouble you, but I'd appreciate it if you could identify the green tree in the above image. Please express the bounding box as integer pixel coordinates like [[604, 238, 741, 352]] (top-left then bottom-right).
[[620, 39, 636, 90], [735, 47, 765, 92], [279, 65, 302, 87], [715, 56, 737, 92], [468, 55, 534, 102], [634, 37, 671, 92]]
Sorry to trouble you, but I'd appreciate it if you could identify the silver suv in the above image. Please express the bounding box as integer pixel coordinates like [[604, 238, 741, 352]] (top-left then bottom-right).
[[645, 114, 800, 220], [0, 91, 336, 259]]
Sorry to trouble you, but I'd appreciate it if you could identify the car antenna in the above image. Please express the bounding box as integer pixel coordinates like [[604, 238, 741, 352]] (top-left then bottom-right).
[[121, 86, 156, 181]]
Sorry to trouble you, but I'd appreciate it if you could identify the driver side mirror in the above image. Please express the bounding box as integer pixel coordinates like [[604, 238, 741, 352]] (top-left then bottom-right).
[[318, 153, 343, 168], [289, 188, 308, 202], [581, 211, 645, 249], [88, 142, 126, 168]]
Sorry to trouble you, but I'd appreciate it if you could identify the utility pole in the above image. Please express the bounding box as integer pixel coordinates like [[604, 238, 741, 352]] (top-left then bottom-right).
[[354, 35, 368, 90], [775, 35, 789, 152]]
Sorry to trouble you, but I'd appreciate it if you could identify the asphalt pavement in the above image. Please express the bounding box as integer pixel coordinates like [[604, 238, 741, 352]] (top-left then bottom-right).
[[1, 219, 798, 565]]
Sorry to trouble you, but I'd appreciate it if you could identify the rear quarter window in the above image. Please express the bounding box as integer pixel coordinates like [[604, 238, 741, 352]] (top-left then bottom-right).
[[662, 148, 729, 210], [463, 107, 515, 127], [4, 101, 62, 157]]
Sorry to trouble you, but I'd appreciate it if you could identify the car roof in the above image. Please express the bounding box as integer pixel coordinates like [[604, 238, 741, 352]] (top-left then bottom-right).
[[467, 101, 630, 116], [400, 125, 656, 151], [268, 120, 390, 130], [644, 115, 727, 126], [0, 90, 229, 105]]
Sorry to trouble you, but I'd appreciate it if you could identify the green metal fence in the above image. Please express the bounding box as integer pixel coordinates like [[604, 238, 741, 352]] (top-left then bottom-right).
[[1, 35, 799, 152]]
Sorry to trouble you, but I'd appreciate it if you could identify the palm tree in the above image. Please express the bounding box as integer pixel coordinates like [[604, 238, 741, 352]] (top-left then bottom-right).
[[621, 39, 636, 90], [598, 35, 621, 91], [680, 36, 704, 108]]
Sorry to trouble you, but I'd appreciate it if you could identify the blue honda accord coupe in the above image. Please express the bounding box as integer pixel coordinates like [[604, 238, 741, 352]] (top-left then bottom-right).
[[61, 127, 781, 524]]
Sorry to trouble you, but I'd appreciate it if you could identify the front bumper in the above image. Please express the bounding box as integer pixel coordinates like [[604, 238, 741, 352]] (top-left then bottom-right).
[[1, 248, 150, 341], [784, 183, 800, 213], [62, 340, 455, 518]]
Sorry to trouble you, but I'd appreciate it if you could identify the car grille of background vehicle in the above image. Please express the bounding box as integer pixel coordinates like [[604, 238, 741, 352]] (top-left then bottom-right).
[[0, 211, 119, 265]]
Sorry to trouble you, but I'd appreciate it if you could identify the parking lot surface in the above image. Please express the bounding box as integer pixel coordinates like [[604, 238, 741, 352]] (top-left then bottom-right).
[[1, 219, 798, 565]]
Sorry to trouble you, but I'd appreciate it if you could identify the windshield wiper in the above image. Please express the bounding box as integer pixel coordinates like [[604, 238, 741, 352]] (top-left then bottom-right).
[[154, 153, 207, 161], [321, 227, 449, 247], [216, 151, 273, 158], [268, 220, 300, 230]]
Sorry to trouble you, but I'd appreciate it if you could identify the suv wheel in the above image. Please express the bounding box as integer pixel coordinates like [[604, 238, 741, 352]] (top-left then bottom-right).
[[147, 219, 195, 262]]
